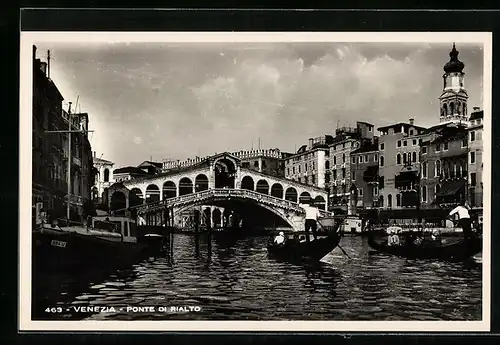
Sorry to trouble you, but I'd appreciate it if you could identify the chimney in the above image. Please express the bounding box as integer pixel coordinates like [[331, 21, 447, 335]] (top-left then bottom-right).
[[409, 118, 414, 125]]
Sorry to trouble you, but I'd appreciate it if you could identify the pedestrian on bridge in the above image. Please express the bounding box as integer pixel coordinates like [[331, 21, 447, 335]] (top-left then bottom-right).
[[300, 201, 321, 242]]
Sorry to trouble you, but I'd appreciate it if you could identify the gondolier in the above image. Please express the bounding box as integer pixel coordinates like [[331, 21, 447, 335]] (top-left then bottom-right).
[[448, 202, 473, 241], [299, 201, 322, 242]]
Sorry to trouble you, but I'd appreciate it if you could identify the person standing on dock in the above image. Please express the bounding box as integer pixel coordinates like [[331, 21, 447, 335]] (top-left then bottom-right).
[[448, 201, 472, 241], [300, 201, 322, 242]]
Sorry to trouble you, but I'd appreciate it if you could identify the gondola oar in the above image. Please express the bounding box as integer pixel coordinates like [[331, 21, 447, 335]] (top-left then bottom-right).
[[317, 218, 352, 260]]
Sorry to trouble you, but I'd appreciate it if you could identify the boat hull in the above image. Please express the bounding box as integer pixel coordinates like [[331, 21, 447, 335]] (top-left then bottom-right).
[[267, 233, 342, 262], [368, 234, 482, 261], [32, 229, 149, 272]]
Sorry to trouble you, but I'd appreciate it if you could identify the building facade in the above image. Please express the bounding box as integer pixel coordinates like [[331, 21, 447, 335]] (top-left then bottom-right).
[[32, 45, 94, 223], [468, 109, 484, 208], [349, 138, 379, 212], [92, 152, 114, 206]]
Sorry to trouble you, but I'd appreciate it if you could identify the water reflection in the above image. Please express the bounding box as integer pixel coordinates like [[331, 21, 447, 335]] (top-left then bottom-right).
[[32, 234, 482, 321]]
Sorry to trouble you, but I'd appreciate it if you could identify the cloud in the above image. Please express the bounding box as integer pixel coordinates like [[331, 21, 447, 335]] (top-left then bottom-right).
[[34, 42, 484, 167]]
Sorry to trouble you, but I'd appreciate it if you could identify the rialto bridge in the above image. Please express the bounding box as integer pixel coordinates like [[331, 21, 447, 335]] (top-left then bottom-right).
[[107, 152, 330, 232]]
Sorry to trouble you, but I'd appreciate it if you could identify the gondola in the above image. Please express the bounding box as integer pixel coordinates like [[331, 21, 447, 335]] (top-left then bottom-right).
[[367, 233, 482, 261], [266, 216, 345, 262]]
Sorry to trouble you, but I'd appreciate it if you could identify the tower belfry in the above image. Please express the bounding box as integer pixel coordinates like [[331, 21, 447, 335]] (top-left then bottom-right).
[[439, 43, 468, 124]]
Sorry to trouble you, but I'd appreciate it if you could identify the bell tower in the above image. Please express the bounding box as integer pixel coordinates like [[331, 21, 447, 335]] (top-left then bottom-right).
[[439, 43, 468, 124]]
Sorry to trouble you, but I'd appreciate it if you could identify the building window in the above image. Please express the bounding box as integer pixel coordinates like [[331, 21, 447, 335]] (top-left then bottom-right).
[[342, 153, 346, 163], [388, 194, 393, 208], [254, 161, 259, 168], [287, 167, 290, 175], [358, 156, 362, 163], [104, 168, 110, 182], [380, 143, 385, 150], [380, 156, 384, 167], [374, 186, 379, 196], [352, 156, 356, 164], [435, 144, 441, 152], [334, 156, 337, 165], [292, 167, 295, 174], [443, 142, 449, 151], [403, 153, 408, 164], [325, 161, 330, 170], [409, 129, 414, 135], [422, 162, 428, 178], [470, 131, 476, 142], [352, 171, 356, 180], [422, 146, 427, 154], [422, 186, 427, 203], [374, 154, 378, 162], [435, 160, 441, 177], [396, 194, 401, 207], [397, 140, 402, 148], [342, 168, 346, 179], [470, 151, 476, 164], [412, 151, 417, 162], [403, 140, 408, 147], [397, 153, 401, 165], [333, 169, 337, 180], [365, 155, 369, 163], [358, 188, 363, 196], [470, 172, 477, 187], [412, 139, 417, 146], [462, 139, 467, 148]]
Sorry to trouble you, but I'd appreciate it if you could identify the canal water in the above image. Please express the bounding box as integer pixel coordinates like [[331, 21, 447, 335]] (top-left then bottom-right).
[[32, 234, 482, 321]]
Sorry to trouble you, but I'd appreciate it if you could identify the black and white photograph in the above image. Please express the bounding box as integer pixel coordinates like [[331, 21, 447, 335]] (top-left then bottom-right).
[[19, 32, 491, 332]]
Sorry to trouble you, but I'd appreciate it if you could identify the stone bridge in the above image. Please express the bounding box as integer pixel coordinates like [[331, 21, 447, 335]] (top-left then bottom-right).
[[107, 152, 329, 231]]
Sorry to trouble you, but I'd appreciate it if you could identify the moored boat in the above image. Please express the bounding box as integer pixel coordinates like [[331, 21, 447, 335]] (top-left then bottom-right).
[[33, 215, 149, 271], [367, 232, 482, 261]]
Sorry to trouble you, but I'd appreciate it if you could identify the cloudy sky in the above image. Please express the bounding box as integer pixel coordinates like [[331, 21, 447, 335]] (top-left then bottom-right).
[[33, 41, 484, 168]]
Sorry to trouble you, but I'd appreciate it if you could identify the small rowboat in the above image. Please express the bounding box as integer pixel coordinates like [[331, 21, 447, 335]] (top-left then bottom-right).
[[266, 216, 345, 262], [368, 233, 482, 262]]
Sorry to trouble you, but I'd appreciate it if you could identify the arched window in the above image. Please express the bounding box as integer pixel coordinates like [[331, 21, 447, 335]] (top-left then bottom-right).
[[104, 168, 110, 182], [387, 194, 393, 208], [412, 151, 417, 162], [379, 195, 384, 207], [436, 160, 441, 177], [450, 102, 455, 115], [342, 153, 346, 163], [396, 194, 401, 207], [396, 153, 401, 165], [380, 156, 384, 167], [422, 162, 428, 178], [422, 185, 427, 203], [403, 153, 407, 164], [443, 103, 448, 116], [457, 101, 462, 115]]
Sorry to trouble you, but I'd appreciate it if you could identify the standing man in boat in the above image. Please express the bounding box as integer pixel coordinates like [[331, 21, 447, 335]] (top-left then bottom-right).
[[299, 200, 322, 242], [448, 201, 473, 241]]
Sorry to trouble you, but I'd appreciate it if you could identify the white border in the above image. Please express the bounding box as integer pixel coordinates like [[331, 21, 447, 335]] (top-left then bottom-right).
[[19, 31, 492, 332]]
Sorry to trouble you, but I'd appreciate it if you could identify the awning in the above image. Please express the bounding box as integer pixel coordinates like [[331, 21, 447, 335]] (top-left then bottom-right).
[[435, 179, 466, 204], [363, 165, 379, 183], [395, 170, 419, 188]]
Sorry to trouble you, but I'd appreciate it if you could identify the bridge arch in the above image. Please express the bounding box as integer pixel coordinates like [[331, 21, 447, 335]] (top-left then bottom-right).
[[314, 195, 326, 210], [170, 194, 296, 229], [179, 177, 194, 196], [285, 187, 298, 202], [129, 188, 144, 207], [110, 191, 127, 213], [241, 176, 254, 190], [270, 183, 284, 199], [146, 184, 160, 203], [162, 181, 177, 199], [299, 191, 312, 204], [214, 156, 237, 189], [256, 179, 270, 195], [195, 174, 209, 192]]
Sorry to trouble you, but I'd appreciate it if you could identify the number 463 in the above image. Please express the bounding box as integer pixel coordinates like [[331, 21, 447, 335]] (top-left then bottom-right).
[[45, 307, 63, 313]]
